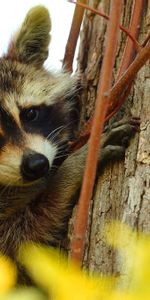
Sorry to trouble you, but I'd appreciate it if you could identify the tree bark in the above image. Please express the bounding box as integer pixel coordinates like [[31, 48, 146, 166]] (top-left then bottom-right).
[[76, 0, 150, 278]]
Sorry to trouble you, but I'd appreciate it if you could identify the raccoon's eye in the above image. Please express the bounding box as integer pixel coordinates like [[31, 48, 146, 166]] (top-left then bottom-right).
[[21, 108, 39, 122]]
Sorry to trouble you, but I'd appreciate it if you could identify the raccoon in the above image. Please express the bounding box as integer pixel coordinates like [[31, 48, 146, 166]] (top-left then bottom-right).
[[0, 6, 139, 280]]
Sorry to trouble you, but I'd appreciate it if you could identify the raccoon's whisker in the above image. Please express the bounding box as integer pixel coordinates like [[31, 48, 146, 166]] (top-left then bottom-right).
[[54, 153, 68, 160], [66, 87, 81, 100], [56, 144, 68, 152], [48, 125, 69, 142], [5, 183, 15, 197], [46, 125, 65, 140], [47, 119, 78, 142], [0, 177, 22, 199], [0, 180, 15, 197], [55, 144, 68, 152], [54, 147, 68, 157]]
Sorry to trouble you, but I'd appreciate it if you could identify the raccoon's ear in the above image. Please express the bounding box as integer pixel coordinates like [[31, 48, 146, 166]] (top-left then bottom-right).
[[6, 6, 51, 66]]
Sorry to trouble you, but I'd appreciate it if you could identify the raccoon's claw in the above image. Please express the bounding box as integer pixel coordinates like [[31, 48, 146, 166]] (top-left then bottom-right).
[[111, 117, 140, 129], [99, 145, 125, 166], [102, 117, 140, 148], [98, 118, 140, 169], [128, 117, 140, 130]]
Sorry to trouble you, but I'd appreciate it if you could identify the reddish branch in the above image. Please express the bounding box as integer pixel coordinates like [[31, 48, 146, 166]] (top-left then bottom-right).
[[70, 40, 150, 152], [63, 0, 87, 72], [64, 0, 142, 72], [142, 32, 150, 47], [69, 0, 145, 152], [107, 42, 150, 110], [117, 0, 143, 77], [69, 0, 141, 52], [106, 0, 144, 120], [70, 0, 122, 264], [68, 0, 149, 265]]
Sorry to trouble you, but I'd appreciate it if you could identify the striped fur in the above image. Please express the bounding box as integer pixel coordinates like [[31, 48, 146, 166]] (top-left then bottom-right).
[[0, 5, 78, 272]]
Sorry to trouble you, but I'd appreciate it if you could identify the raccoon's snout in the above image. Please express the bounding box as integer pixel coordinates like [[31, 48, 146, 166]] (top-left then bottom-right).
[[21, 153, 49, 181]]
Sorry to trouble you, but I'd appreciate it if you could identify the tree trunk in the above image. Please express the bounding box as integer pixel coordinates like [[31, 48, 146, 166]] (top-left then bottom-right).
[[76, 0, 150, 279]]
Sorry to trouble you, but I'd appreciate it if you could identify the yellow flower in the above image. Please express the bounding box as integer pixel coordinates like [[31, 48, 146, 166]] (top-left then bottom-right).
[[106, 221, 150, 299], [0, 287, 46, 300], [19, 244, 115, 300], [1, 221, 147, 300], [0, 255, 16, 294]]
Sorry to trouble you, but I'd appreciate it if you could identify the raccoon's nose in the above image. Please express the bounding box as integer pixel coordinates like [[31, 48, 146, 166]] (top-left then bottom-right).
[[21, 153, 49, 181]]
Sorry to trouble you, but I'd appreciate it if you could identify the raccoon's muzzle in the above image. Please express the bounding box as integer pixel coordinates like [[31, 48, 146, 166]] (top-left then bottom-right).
[[21, 152, 49, 181]]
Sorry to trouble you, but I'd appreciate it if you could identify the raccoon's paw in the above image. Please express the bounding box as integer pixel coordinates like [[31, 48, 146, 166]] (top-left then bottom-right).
[[98, 118, 140, 169], [99, 145, 125, 166], [102, 117, 140, 148]]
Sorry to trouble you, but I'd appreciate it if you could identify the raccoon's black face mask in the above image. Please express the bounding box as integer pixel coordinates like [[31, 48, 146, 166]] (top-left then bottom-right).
[[0, 6, 77, 186]]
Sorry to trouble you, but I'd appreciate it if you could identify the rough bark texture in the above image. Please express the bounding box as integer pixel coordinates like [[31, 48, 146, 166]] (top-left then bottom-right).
[[76, 0, 150, 279]]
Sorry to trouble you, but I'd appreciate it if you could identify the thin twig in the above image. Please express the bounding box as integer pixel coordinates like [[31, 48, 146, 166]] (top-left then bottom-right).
[[63, 0, 87, 72], [142, 31, 150, 47], [117, 0, 144, 77], [107, 41, 150, 109], [68, 0, 141, 52], [70, 40, 150, 152], [105, 84, 132, 121], [106, 0, 144, 117], [69, 0, 145, 151], [70, 0, 122, 264]]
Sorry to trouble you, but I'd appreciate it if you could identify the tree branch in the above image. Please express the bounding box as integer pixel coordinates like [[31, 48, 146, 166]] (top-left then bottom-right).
[[70, 40, 150, 152], [69, 0, 141, 52], [63, 0, 87, 72], [70, 0, 122, 265]]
